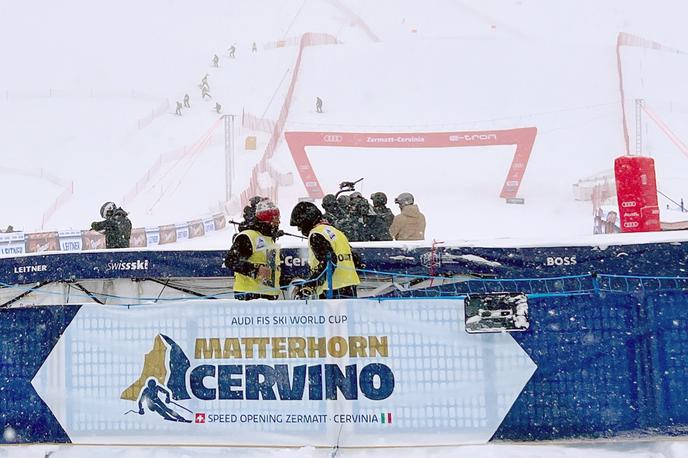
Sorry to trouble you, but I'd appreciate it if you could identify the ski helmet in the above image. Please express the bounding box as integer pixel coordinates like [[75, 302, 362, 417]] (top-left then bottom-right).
[[100, 201, 116, 218], [337, 195, 351, 210], [370, 192, 387, 206], [249, 196, 264, 206], [394, 192, 414, 207], [242, 196, 265, 221], [353, 199, 372, 216], [289, 202, 323, 235], [255, 199, 280, 224], [322, 194, 337, 211]]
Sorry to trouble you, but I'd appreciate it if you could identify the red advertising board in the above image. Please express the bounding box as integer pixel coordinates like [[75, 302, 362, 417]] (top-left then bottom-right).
[[25, 232, 60, 253], [614, 156, 661, 233]]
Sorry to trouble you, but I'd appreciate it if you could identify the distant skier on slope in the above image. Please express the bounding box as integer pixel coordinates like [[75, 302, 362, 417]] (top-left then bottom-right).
[[212, 54, 219, 67], [228, 44, 236, 58], [315, 96, 323, 113], [175, 101, 183, 115], [183, 93, 190, 108]]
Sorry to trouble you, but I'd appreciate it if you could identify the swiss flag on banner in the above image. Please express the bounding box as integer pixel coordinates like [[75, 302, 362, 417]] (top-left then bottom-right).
[[195, 413, 206, 424]]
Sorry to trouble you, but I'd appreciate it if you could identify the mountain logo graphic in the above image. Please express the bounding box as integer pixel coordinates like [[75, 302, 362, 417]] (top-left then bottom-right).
[[121, 334, 192, 423]]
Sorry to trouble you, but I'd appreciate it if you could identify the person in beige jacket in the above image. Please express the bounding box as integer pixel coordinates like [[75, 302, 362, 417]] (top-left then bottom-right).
[[389, 192, 426, 241]]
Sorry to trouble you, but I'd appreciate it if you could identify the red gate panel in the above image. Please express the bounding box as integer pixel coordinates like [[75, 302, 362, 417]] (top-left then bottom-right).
[[614, 155, 661, 232]]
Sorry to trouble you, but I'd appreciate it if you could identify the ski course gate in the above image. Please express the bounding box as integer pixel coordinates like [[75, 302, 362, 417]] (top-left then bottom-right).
[[284, 127, 537, 200]]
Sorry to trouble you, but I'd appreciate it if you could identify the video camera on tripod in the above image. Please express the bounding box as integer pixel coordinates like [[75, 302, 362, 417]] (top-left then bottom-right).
[[335, 178, 364, 198]]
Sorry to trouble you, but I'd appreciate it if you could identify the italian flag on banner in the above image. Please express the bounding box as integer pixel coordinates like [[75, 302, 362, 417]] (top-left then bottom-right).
[[381, 412, 393, 424]]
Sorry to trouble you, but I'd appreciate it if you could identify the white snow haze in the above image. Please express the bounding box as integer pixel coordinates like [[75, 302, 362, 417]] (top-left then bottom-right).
[[1, 0, 688, 456]]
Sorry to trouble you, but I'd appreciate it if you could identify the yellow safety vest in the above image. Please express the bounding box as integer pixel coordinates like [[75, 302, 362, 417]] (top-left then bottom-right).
[[308, 224, 360, 294], [233, 230, 281, 297]]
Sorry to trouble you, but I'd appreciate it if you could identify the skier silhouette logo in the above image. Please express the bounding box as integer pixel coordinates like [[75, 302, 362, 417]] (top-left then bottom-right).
[[137, 378, 191, 423], [120, 334, 193, 423]]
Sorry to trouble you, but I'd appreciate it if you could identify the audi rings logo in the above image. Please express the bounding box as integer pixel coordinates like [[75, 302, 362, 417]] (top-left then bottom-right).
[[621, 201, 637, 208], [323, 135, 343, 143]]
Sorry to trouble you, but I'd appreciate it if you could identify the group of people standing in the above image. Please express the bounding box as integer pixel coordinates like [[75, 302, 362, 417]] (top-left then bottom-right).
[[224, 191, 425, 301], [87, 191, 425, 302], [322, 191, 426, 242], [225, 197, 360, 301]]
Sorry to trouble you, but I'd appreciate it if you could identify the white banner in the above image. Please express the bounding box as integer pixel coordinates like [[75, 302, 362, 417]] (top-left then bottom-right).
[[58, 229, 82, 252], [33, 299, 536, 447], [0, 231, 25, 256]]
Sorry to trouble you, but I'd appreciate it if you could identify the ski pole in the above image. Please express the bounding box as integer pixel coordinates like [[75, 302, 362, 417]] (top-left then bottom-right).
[[169, 399, 193, 414], [279, 231, 307, 240], [228, 224, 305, 239], [658, 189, 684, 211]]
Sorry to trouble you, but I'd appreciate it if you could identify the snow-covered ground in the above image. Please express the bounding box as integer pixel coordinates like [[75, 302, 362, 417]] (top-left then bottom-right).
[[4, 440, 688, 458], [2, 0, 688, 455]]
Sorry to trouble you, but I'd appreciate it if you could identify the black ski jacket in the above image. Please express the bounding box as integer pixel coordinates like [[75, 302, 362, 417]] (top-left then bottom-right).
[[91, 208, 132, 248]]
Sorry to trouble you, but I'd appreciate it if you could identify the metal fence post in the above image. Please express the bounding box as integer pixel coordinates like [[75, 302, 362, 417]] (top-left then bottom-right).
[[326, 254, 333, 299]]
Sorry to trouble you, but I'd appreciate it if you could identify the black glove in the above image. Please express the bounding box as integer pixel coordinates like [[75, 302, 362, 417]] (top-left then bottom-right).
[[293, 285, 316, 300], [290, 280, 316, 300]]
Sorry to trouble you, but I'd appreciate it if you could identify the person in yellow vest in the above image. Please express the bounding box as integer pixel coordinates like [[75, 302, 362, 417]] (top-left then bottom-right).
[[225, 199, 282, 300], [289, 201, 360, 299]]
